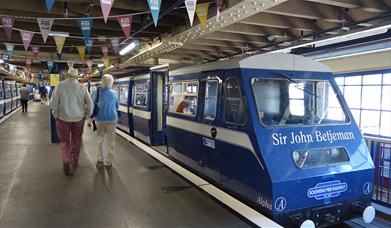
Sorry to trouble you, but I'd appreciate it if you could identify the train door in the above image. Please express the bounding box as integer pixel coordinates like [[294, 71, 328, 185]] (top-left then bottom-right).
[[200, 73, 223, 181], [128, 80, 134, 137], [0, 80, 4, 117], [150, 69, 168, 145]]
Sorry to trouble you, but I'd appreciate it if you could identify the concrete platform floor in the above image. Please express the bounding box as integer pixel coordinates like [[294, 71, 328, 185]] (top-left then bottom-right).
[[0, 103, 250, 228]]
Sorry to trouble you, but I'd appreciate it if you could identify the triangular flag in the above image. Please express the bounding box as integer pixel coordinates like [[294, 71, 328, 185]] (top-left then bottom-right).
[[196, 3, 209, 28], [5, 43, 15, 59], [37, 18, 54, 43], [116, 16, 132, 38], [26, 58, 32, 70], [45, 0, 56, 12], [185, 0, 197, 26], [56, 49, 62, 60], [101, 46, 108, 57], [215, 0, 226, 21], [110, 38, 119, 54], [98, 65, 104, 75], [103, 58, 110, 69], [67, 61, 74, 69], [76, 46, 86, 60], [100, 0, 115, 23], [85, 39, 94, 54], [20, 30, 34, 51], [77, 19, 93, 41], [0, 16, 15, 40], [31, 46, 39, 60], [87, 60, 92, 73], [47, 60, 54, 73], [147, 0, 162, 27], [53, 35, 66, 54]]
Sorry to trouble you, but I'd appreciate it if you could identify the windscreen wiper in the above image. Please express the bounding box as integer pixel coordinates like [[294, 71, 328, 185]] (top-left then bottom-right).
[[273, 72, 319, 98]]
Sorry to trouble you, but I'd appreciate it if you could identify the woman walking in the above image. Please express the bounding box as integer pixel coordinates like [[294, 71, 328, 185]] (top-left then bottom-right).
[[91, 74, 119, 166]]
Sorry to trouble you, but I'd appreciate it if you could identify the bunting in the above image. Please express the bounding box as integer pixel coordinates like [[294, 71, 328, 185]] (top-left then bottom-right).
[[147, 0, 162, 27], [85, 39, 94, 54], [100, 0, 115, 23], [0, 16, 15, 40], [110, 38, 119, 54], [37, 18, 54, 43], [20, 30, 34, 51], [67, 61, 74, 69], [53, 35, 66, 54], [5, 43, 15, 59], [47, 60, 54, 73], [45, 0, 56, 12], [101, 46, 108, 57], [26, 58, 32, 70], [196, 3, 209, 28], [31, 46, 39, 60], [117, 16, 132, 38], [103, 58, 110, 69], [87, 60, 92, 73], [185, 0, 197, 26], [76, 46, 86, 60], [77, 19, 93, 41]]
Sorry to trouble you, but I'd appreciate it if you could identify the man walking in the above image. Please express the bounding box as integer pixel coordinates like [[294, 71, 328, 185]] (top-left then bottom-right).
[[50, 68, 93, 175], [20, 84, 30, 112]]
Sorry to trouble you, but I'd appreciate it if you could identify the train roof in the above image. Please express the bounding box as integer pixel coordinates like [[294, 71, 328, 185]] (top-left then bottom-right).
[[170, 53, 331, 76]]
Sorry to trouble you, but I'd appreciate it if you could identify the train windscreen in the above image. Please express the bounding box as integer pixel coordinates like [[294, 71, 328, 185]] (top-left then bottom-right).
[[251, 78, 348, 126]]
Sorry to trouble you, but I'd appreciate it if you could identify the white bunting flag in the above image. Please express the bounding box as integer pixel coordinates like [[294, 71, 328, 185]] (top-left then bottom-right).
[[185, 0, 197, 26], [37, 18, 54, 43]]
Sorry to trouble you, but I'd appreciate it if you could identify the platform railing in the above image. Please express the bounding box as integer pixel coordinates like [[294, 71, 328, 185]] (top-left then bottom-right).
[[365, 135, 391, 207]]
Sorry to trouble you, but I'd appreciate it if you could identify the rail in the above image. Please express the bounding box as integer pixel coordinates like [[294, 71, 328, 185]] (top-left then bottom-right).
[[365, 135, 391, 207]]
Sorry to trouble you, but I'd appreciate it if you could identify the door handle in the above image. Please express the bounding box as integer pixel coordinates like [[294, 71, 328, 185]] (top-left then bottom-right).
[[211, 127, 217, 139]]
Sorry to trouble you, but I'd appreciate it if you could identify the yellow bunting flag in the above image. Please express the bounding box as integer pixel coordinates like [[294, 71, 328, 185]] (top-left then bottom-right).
[[53, 35, 66, 54], [50, 74, 60, 86], [76, 46, 86, 60], [103, 58, 110, 69], [196, 3, 209, 28]]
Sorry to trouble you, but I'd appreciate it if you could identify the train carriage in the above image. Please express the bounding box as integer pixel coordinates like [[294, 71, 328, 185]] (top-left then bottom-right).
[[113, 77, 134, 136], [166, 53, 375, 227], [0, 80, 4, 118], [132, 66, 168, 146], [3, 81, 13, 114], [10, 81, 17, 110], [15, 82, 21, 108]]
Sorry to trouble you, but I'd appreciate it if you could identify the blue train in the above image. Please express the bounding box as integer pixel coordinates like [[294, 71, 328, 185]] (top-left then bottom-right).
[[110, 53, 375, 227], [0, 80, 24, 117]]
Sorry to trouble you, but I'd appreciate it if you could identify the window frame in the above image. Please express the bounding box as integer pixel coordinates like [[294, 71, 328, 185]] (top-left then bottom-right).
[[223, 77, 248, 126], [168, 79, 199, 117], [133, 81, 150, 109], [335, 70, 391, 138], [203, 78, 220, 121]]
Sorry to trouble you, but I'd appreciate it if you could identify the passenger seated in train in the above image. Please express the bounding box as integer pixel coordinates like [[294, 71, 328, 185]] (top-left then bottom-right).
[[176, 96, 197, 115]]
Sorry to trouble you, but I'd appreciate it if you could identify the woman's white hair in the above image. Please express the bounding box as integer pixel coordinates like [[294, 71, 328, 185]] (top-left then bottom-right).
[[101, 74, 114, 88]]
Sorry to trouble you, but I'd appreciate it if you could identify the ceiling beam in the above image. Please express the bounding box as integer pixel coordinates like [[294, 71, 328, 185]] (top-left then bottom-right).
[[305, 0, 390, 13], [203, 31, 267, 44]]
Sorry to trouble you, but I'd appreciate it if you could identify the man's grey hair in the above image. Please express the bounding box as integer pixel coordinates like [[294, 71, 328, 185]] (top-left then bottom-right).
[[101, 74, 114, 88]]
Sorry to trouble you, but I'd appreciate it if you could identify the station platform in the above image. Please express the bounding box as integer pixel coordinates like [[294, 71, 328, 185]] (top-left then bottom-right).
[[1, 103, 390, 228], [0, 103, 250, 227]]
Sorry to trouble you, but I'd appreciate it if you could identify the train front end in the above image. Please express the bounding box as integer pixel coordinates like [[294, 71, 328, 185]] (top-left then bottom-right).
[[247, 69, 375, 227]]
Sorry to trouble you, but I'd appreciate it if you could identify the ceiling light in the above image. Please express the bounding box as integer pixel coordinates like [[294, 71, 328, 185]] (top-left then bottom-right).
[[119, 42, 136, 55], [98, 63, 104, 67], [49, 31, 69, 37], [0, 59, 4, 64]]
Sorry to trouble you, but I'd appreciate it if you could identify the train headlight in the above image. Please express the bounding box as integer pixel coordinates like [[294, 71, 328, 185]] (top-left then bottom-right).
[[300, 220, 315, 228], [363, 206, 375, 224], [292, 151, 300, 163]]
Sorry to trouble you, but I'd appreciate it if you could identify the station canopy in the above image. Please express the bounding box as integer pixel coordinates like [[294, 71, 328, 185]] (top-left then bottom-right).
[[0, 0, 390, 79]]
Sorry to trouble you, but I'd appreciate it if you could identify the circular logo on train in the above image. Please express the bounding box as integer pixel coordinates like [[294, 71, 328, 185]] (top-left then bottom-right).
[[363, 182, 372, 195], [274, 197, 287, 212]]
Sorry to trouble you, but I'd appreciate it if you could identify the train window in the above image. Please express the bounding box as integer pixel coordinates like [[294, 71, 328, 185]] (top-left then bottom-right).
[[251, 78, 348, 126], [168, 81, 198, 116], [133, 81, 149, 108], [292, 147, 349, 169], [119, 85, 128, 105], [224, 78, 247, 125], [204, 80, 218, 120]]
